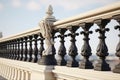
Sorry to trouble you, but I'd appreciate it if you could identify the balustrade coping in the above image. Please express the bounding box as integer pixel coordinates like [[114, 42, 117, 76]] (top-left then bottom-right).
[[0, 1, 120, 42], [0, 58, 120, 80]]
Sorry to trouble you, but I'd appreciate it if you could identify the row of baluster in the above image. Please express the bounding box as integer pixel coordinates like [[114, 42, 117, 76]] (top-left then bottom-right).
[[0, 17, 120, 73]]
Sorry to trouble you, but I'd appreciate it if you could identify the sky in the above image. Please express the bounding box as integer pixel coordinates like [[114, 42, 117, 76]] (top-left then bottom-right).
[[0, 0, 120, 55]]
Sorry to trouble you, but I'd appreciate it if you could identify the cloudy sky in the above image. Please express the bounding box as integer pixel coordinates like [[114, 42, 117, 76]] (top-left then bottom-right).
[[0, 0, 120, 54]]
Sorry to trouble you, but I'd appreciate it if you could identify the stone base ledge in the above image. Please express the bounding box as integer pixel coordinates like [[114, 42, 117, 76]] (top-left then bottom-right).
[[53, 66, 120, 80], [0, 58, 55, 80], [0, 58, 120, 80]]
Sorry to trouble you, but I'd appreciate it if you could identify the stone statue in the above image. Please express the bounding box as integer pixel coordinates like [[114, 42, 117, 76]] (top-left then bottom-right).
[[39, 5, 56, 55]]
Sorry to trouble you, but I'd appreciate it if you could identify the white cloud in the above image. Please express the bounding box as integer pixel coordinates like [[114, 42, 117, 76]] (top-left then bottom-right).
[[26, 0, 40, 11], [0, 3, 4, 10], [9, 0, 118, 11], [11, 0, 22, 8], [39, 0, 118, 10]]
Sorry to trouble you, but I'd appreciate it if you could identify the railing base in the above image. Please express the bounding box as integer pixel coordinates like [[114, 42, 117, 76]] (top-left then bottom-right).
[[113, 63, 120, 73], [38, 55, 57, 65]]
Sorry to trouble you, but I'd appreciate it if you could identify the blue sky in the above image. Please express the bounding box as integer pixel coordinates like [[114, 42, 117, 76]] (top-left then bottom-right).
[[0, 0, 120, 54]]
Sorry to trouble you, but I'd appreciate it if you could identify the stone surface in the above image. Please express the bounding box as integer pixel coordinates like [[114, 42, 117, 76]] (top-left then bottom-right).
[[0, 76, 7, 80]]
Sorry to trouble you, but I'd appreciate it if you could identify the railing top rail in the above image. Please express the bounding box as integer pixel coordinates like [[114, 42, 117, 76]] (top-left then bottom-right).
[[54, 1, 120, 28], [0, 1, 120, 42], [0, 27, 40, 42]]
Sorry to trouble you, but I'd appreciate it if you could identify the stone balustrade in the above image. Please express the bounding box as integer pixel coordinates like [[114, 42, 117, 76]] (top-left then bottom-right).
[[0, 2, 120, 80]]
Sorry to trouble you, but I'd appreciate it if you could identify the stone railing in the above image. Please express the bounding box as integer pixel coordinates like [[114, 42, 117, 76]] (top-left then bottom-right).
[[0, 2, 120, 80]]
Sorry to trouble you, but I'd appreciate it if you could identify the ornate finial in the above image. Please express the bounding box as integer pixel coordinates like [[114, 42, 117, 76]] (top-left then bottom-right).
[[46, 5, 53, 16], [45, 5, 56, 20]]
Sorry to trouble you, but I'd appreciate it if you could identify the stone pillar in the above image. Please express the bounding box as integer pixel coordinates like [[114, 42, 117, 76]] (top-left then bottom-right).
[[38, 5, 57, 65]]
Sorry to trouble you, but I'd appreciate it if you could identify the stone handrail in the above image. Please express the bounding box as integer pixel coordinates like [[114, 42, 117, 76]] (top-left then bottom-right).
[[54, 2, 120, 28], [0, 27, 40, 42]]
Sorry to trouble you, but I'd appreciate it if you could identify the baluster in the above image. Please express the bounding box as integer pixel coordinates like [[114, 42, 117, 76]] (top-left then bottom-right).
[[2, 42, 4, 58], [14, 39, 17, 59], [9, 41, 12, 59], [9, 41, 11, 59], [16, 39, 20, 60], [2, 43, 4, 58], [12, 40, 15, 59], [3, 42, 5, 58], [51, 30, 57, 63], [27, 36, 33, 62], [113, 14, 120, 73], [13, 40, 16, 59], [0, 43, 2, 57], [0, 44, 2, 57], [94, 19, 111, 71], [67, 26, 79, 67], [79, 23, 94, 69], [1, 43, 3, 57], [57, 28, 67, 66], [0, 43, 1, 57], [7, 41, 9, 58], [23, 37, 28, 61], [11, 40, 15, 59], [7, 41, 10, 58], [32, 34, 38, 63], [5, 41, 8, 58], [6, 41, 9, 58], [22, 38, 25, 61], [37, 33, 44, 63], [7, 41, 10, 59], [20, 38, 24, 61], [4, 42, 7, 58], [0, 43, 3, 57], [2, 42, 5, 58], [14, 40, 18, 60]]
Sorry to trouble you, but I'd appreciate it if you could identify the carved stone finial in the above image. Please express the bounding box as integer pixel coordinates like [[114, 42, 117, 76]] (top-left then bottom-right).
[[45, 5, 56, 21], [46, 5, 53, 16]]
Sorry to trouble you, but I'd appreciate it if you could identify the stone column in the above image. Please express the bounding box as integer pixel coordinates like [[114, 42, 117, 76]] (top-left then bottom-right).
[[38, 5, 57, 65]]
